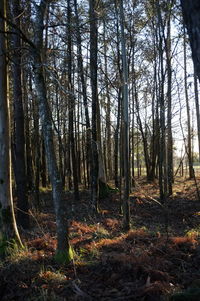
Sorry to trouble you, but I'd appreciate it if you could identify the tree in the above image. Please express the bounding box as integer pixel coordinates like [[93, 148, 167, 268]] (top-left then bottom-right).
[[183, 27, 194, 179], [74, 0, 91, 187], [119, 0, 130, 230], [194, 67, 200, 161], [165, 3, 173, 194], [10, 0, 30, 228], [0, 0, 23, 253], [31, 0, 72, 263], [181, 1, 200, 82], [67, 0, 79, 201], [89, 0, 99, 211]]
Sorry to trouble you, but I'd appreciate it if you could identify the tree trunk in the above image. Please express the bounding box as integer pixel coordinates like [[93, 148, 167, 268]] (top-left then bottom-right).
[[103, 20, 112, 181], [10, 0, 30, 228], [74, 0, 91, 185], [67, 0, 79, 201], [32, 0, 72, 263], [114, 0, 122, 189], [183, 28, 194, 179], [89, 0, 99, 211], [181, 1, 200, 82], [166, 12, 173, 195], [119, 0, 130, 230], [194, 67, 200, 162], [0, 0, 23, 252], [156, 1, 167, 202], [41, 138, 47, 187], [32, 95, 40, 208]]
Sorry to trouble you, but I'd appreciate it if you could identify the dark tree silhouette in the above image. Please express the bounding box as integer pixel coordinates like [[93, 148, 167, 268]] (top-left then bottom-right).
[[181, 1, 200, 81]]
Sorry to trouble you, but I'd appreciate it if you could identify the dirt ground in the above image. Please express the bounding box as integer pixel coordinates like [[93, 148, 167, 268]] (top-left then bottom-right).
[[1, 177, 200, 300]]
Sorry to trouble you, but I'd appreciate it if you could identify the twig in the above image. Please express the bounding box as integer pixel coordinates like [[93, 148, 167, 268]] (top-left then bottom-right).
[[72, 281, 92, 300], [134, 181, 164, 208]]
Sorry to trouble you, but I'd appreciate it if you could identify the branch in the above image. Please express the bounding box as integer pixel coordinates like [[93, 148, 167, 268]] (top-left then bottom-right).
[[0, 12, 36, 49]]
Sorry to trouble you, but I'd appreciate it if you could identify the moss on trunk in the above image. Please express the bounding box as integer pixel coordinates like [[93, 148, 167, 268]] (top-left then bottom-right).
[[54, 245, 73, 264]]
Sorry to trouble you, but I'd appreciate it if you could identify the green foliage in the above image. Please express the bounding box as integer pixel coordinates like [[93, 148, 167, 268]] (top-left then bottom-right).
[[0, 237, 22, 259], [185, 224, 200, 238], [54, 245, 73, 264]]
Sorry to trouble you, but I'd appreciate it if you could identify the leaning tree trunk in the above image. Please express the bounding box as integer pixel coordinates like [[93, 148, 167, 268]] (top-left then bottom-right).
[[0, 0, 23, 252], [32, 0, 72, 263]]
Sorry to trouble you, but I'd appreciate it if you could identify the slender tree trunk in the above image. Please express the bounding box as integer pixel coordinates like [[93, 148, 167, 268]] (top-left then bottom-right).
[[156, 1, 167, 201], [114, 0, 122, 189], [0, 0, 23, 250], [74, 0, 91, 186], [32, 0, 72, 263], [119, 0, 130, 230], [194, 67, 200, 161], [89, 0, 99, 211], [41, 138, 47, 187], [114, 89, 121, 188], [10, 0, 30, 228], [103, 21, 112, 180], [183, 28, 194, 179], [32, 97, 40, 208], [166, 13, 173, 195], [67, 0, 79, 200], [23, 72, 34, 191]]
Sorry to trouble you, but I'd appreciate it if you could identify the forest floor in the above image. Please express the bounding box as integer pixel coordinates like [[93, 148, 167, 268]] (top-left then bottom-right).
[[1, 177, 200, 300]]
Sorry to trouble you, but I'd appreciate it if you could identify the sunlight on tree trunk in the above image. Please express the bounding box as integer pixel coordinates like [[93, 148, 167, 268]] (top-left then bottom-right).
[[0, 0, 23, 253]]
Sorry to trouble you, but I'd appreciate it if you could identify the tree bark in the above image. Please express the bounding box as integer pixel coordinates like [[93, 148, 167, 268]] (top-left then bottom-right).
[[181, 1, 200, 82], [10, 0, 30, 228], [166, 10, 173, 195], [67, 0, 79, 201], [119, 0, 130, 230], [32, 0, 72, 263], [89, 0, 99, 211], [183, 27, 194, 179], [194, 67, 200, 162], [74, 0, 91, 186], [0, 0, 23, 251]]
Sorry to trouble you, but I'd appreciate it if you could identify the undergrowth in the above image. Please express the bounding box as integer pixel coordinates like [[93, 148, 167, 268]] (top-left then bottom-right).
[[0, 178, 200, 300]]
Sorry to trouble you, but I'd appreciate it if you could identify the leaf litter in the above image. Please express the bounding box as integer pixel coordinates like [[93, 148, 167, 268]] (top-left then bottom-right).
[[0, 178, 200, 300]]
